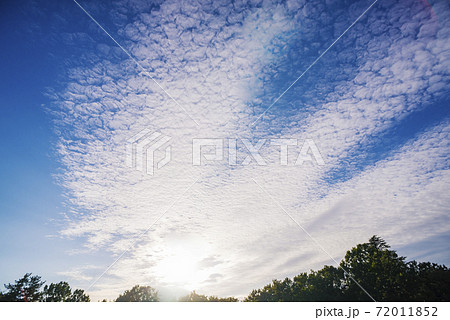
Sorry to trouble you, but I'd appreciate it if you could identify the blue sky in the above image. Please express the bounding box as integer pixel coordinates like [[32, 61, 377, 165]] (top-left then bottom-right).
[[0, 0, 114, 290], [0, 0, 449, 301]]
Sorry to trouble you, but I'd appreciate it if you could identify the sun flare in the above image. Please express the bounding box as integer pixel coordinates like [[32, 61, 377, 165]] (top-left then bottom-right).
[[153, 241, 209, 289]]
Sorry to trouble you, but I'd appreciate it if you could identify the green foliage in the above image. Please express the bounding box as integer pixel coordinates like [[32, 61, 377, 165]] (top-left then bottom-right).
[[404, 261, 450, 301], [41, 281, 90, 302], [340, 235, 410, 301], [208, 296, 239, 302], [245, 268, 344, 302], [115, 285, 159, 302], [292, 266, 345, 301], [69, 289, 90, 302], [178, 291, 209, 302], [245, 278, 293, 302], [42, 282, 72, 302], [0, 273, 45, 302], [245, 236, 450, 302], [179, 291, 238, 302], [0, 274, 90, 302]]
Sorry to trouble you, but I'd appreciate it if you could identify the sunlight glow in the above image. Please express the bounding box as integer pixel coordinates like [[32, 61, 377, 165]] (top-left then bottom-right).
[[153, 240, 210, 289]]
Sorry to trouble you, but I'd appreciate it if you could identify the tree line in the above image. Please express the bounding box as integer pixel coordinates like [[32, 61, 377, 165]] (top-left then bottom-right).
[[0, 273, 89, 302], [1, 236, 449, 302], [244, 236, 450, 301]]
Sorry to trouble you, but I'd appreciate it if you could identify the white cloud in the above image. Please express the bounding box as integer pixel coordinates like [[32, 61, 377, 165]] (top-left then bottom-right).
[[50, 0, 450, 300]]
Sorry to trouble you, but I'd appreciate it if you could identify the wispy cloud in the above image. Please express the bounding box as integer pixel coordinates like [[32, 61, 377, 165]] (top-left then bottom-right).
[[50, 0, 450, 300]]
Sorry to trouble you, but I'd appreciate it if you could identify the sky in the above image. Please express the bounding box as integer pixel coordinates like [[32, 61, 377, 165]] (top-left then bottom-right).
[[0, 0, 449, 301]]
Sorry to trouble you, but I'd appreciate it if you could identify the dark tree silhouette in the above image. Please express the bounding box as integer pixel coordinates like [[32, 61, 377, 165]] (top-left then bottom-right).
[[69, 289, 90, 302], [42, 281, 89, 302], [179, 291, 238, 302], [42, 282, 71, 302], [0, 275, 90, 302], [405, 261, 450, 301], [0, 273, 44, 302], [340, 235, 409, 301], [245, 236, 450, 302], [115, 285, 159, 302], [292, 266, 344, 301]]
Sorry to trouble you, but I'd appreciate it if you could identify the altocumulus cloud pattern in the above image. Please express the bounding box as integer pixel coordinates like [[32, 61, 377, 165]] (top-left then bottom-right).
[[42, 0, 450, 300]]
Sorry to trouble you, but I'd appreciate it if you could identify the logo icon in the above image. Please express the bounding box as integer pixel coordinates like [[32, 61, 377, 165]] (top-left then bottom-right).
[[126, 129, 172, 175]]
